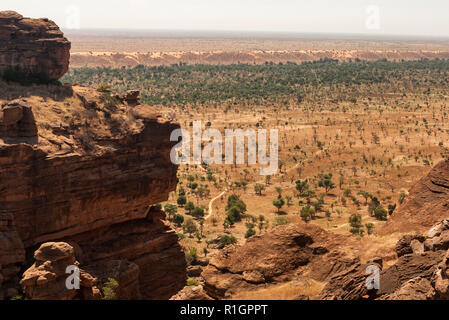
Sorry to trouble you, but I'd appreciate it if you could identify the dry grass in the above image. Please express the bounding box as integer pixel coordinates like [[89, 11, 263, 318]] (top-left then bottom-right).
[[230, 279, 326, 300]]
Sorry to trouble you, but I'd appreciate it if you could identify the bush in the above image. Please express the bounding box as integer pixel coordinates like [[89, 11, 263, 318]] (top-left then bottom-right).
[[273, 216, 290, 227], [192, 206, 205, 218], [245, 228, 256, 239], [186, 279, 199, 286], [173, 214, 184, 227], [217, 234, 237, 249], [374, 206, 388, 221], [102, 278, 119, 300], [177, 195, 187, 207]]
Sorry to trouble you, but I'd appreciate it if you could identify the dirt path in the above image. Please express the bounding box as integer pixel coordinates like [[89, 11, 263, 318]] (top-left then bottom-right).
[[205, 190, 227, 221]]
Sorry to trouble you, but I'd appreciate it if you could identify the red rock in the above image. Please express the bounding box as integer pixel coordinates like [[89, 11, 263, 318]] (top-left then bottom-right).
[[0, 11, 70, 81], [383, 160, 449, 233]]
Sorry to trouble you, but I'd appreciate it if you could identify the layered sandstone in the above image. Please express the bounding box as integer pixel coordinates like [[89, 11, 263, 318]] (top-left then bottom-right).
[[201, 223, 361, 299], [0, 80, 185, 299], [319, 219, 449, 300], [21, 242, 142, 300], [382, 159, 449, 234], [0, 11, 70, 81], [199, 220, 449, 300]]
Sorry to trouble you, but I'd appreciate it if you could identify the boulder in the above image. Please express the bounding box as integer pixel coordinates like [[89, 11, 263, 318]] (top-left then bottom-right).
[[0, 100, 38, 137], [395, 234, 426, 257]]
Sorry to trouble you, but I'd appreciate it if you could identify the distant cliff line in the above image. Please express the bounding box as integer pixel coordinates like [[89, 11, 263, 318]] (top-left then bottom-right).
[[70, 50, 449, 68]]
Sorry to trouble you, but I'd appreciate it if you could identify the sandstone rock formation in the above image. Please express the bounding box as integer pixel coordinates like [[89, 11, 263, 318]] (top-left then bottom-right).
[[198, 219, 449, 300], [0, 81, 184, 299], [0, 11, 186, 300], [383, 159, 449, 234], [319, 219, 449, 300], [0, 99, 38, 137], [0, 81, 186, 299], [21, 242, 143, 300], [201, 223, 360, 299], [0, 212, 25, 299], [0, 11, 70, 81]]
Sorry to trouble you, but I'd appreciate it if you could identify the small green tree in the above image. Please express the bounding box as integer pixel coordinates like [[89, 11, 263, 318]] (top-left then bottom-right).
[[217, 234, 237, 249], [318, 173, 335, 194], [374, 206, 388, 221], [177, 195, 187, 207], [102, 278, 119, 300], [164, 204, 178, 220], [349, 213, 364, 236], [254, 183, 266, 196], [273, 198, 285, 213], [300, 206, 315, 223], [183, 218, 198, 237], [192, 206, 205, 218], [173, 214, 184, 227], [185, 201, 195, 214], [357, 190, 372, 205], [365, 223, 374, 235], [295, 179, 309, 194]]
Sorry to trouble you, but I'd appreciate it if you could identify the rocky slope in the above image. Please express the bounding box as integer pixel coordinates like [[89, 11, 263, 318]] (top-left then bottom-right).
[[382, 159, 449, 234], [0, 11, 186, 300], [197, 220, 449, 300], [201, 223, 362, 299], [0, 11, 70, 81]]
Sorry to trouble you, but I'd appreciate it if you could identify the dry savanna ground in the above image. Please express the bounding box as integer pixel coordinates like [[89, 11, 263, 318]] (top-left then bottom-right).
[[162, 82, 449, 271], [62, 40, 449, 294]]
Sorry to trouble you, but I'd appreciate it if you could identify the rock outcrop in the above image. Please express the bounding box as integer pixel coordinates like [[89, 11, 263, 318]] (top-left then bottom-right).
[[0, 212, 25, 299], [20, 242, 142, 300], [382, 159, 449, 234], [0, 11, 185, 300], [0, 99, 38, 137], [199, 219, 449, 300], [319, 219, 449, 300], [0, 80, 186, 299], [0, 11, 70, 81], [201, 223, 360, 299]]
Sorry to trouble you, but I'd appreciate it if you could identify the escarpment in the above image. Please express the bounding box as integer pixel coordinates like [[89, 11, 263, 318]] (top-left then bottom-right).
[[0, 11, 185, 300], [0, 81, 186, 299]]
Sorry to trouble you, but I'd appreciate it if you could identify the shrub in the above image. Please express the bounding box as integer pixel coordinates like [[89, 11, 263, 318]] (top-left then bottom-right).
[[374, 206, 388, 221], [186, 279, 199, 286], [102, 278, 119, 300], [217, 234, 237, 249], [273, 216, 290, 227]]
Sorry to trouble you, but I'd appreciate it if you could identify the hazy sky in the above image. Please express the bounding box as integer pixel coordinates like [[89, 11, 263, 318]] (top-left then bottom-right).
[[2, 0, 449, 37]]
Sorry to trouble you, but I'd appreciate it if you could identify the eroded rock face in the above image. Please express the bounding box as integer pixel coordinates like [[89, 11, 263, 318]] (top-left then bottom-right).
[[0, 100, 37, 137], [0, 81, 185, 299], [383, 159, 449, 233], [0, 212, 25, 299], [319, 219, 449, 300], [0, 11, 70, 81], [21, 242, 142, 300], [202, 223, 359, 299]]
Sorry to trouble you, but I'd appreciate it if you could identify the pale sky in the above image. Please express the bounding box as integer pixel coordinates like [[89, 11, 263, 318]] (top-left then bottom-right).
[[2, 0, 449, 37]]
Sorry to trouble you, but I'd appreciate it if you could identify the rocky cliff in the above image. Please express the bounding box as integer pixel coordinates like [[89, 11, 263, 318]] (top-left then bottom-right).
[[0, 11, 186, 300], [0, 11, 70, 81], [0, 81, 186, 299]]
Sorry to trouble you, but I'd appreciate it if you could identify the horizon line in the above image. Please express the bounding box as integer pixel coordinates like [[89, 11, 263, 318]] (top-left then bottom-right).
[[63, 28, 449, 42]]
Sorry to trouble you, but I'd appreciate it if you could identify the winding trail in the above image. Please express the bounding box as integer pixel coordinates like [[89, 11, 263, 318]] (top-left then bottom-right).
[[205, 190, 227, 221]]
